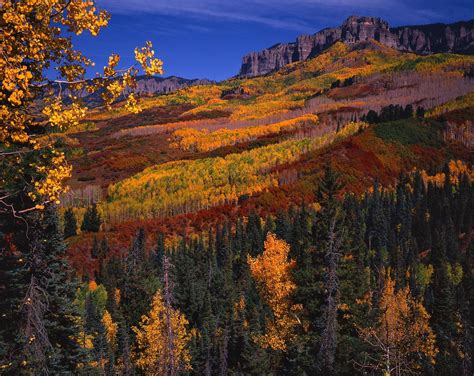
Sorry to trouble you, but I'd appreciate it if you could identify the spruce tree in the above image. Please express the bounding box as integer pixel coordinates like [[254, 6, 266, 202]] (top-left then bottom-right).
[[30, 206, 82, 373], [81, 204, 101, 233], [315, 164, 345, 373], [63, 208, 77, 238]]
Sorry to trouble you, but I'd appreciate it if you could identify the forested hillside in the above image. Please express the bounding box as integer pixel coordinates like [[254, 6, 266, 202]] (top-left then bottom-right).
[[3, 164, 472, 374], [1, 2, 473, 374]]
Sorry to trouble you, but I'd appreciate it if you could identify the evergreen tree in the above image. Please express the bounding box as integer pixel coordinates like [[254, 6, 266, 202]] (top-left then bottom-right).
[[275, 209, 292, 241], [122, 228, 160, 327], [63, 208, 77, 238], [430, 227, 462, 374], [315, 164, 345, 373], [81, 204, 101, 233], [26, 206, 82, 373], [416, 106, 426, 118]]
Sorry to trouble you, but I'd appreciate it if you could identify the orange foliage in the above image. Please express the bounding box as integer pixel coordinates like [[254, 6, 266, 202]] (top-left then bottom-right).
[[230, 97, 305, 121], [419, 160, 473, 187], [170, 114, 319, 152], [248, 233, 302, 351], [88, 280, 98, 291], [102, 310, 118, 348], [101, 122, 366, 223], [359, 273, 437, 374]]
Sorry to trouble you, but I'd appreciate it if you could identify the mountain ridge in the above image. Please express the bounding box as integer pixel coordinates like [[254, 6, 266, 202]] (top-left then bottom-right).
[[239, 16, 474, 77], [55, 75, 213, 108]]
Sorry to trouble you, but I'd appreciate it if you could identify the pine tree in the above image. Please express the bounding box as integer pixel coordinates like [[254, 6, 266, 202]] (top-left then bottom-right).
[[430, 227, 462, 375], [246, 210, 263, 256], [0, 218, 30, 371], [315, 164, 345, 373], [63, 208, 77, 238], [275, 209, 292, 242], [99, 237, 109, 261], [126, 227, 146, 274], [91, 236, 99, 259], [122, 228, 160, 327], [154, 232, 166, 271], [81, 204, 101, 233], [26, 206, 82, 373]]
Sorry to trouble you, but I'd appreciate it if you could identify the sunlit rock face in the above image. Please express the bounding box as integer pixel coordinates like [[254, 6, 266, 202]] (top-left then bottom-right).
[[239, 16, 474, 77]]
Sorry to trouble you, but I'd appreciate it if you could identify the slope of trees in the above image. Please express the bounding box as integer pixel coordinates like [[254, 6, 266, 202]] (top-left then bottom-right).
[[5, 163, 465, 374], [170, 114, 319, 152], [88, 41, 473, 129], [2, 162, 472, 374], [102, 122, 366, 223]]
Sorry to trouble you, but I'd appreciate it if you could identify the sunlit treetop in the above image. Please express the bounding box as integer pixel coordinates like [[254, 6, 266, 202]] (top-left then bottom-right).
[[0, 0, 163, 214]]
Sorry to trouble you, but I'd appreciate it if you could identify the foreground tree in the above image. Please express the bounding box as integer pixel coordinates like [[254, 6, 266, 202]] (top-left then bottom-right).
[[248, 233, 302, 351], [0, 1, 164, 373], [0, 0, 163, 216], [315, 164, 346, 372], [132, 289, 192, 375], [1, 206, 82, 373], [358, 273, 438, 375]]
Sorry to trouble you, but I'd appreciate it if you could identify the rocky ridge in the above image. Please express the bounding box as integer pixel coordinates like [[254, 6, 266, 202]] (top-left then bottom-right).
[[55, 76, 213, 108], [239, 16, 474, 77]]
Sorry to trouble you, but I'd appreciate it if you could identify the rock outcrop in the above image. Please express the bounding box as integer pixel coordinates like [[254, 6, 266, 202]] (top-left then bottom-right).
[[123, 76, 212, 96], [239, 16, 474, 77], [392, 21, 474, 54], [56, 76, 213, 108]]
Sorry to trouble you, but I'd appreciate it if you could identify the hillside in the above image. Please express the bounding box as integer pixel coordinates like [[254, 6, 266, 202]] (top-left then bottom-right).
[[2, 5, 474, 375], [59, 40, 474, 252]]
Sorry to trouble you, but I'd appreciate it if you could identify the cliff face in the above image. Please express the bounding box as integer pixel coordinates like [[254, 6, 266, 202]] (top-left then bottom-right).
[[392, 21, 474, 54], [239, 16, 474, 77], [57, 76, 213, 108], [123, 76, 212, 95], [239, 43, 297, 78]]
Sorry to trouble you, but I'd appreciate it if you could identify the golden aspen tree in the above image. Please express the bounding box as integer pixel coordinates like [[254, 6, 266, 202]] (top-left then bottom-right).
[[102, 310, 118, 349], [132, 289, 192, 375], [0, 0, 163, 215], [248, 233, 302, 351], [170, 114, 319, 152], [358, 272, 438, 375]]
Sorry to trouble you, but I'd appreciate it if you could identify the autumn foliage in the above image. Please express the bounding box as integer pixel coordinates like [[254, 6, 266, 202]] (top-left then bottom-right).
[[248, 233, 302, 351], [132, 289, 192, 375], [0, 0, 163, 213], [101, 122, 366, 223], [358, 273, 438, 375], [170, 114, 319, 152]]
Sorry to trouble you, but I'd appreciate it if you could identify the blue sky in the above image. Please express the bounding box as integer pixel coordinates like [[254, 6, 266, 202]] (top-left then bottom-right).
[[73, 0, 474, 81]]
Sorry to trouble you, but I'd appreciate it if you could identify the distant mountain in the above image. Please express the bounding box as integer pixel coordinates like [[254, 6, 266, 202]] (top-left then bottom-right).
[[239, 16, 474, 77], [123, 75, 213, 95], [55, 75, 213, 108]]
